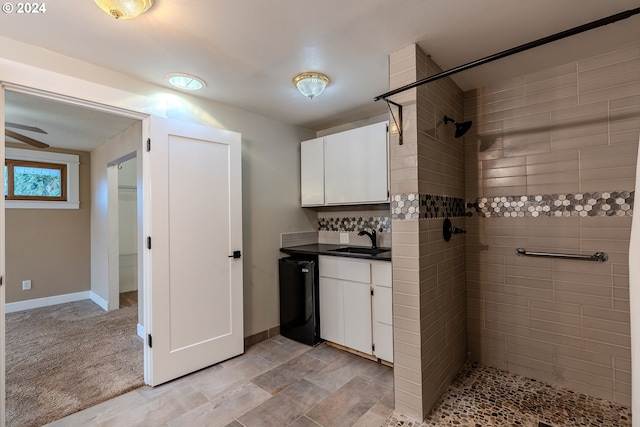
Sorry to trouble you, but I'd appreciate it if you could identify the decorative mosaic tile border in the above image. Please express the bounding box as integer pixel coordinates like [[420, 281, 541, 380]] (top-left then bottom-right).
[[391, 193, 467, 220], [318, 216, 391, 232], [469, 191, 634, 218], [391, 191, 635, 220]]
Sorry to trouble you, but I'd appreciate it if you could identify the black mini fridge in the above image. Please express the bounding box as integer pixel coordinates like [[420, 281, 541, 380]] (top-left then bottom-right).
[[278, 257, 321, 346]]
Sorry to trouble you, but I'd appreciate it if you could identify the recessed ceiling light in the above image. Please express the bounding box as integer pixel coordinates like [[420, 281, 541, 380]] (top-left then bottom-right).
[[165, 73, 206, 91]]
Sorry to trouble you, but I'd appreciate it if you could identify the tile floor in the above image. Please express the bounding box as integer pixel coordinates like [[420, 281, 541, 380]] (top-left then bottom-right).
[[385, 363, 632, 427], [45, 335, 632, 427], [45, 335, 394, 427]]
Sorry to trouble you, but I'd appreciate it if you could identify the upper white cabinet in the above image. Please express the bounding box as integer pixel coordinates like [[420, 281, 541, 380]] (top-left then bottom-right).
[[300, 137, 325, 206], [301, 121, 389, 207]]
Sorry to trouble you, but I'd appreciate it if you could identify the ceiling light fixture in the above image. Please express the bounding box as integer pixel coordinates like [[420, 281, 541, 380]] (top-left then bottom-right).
[[94, 0, 153, 20], [293, 72, 329, 99], [166, 73, 206, 91]]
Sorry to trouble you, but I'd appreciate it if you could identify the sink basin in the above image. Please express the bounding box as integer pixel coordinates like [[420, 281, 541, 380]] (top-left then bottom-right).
[[330, 247, 389, 255]]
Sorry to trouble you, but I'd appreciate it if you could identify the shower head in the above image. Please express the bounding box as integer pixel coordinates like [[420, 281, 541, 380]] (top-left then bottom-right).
[[443, 115, 472, 138]]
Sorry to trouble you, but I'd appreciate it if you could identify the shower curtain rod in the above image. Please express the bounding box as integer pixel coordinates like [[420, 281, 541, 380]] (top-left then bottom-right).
[[374, 7, 640, 102]]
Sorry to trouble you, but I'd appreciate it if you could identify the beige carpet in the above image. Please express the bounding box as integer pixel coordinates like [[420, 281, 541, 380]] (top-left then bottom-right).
[[5, 293, 144, 427]]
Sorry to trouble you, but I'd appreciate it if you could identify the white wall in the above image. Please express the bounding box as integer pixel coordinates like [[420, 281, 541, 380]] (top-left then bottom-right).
[[0, 37, 316, 337], [118, 157, 138, 293], [91, 122, 142, 308]]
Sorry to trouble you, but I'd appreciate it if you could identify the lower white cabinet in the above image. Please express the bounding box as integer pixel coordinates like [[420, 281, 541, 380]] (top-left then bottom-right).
[[372, 262, 393, 362], [319, 255, 393, 362], [318, 277, 344, 345], [343, 279, 373, 355]]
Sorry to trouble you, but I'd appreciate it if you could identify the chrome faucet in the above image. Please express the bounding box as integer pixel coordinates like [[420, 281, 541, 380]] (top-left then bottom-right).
[[358, 229, 377, 249]]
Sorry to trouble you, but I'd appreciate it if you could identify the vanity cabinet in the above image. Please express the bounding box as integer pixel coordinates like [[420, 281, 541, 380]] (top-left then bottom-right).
[[300, 121, 389, 207], [318, 255, 393, 362]]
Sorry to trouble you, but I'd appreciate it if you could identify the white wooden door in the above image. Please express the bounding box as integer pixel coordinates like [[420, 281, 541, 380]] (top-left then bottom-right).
[[145, 116, 243, 386]]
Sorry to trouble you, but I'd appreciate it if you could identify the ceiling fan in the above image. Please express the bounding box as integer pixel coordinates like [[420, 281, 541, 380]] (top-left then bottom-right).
[[4, 121, 50, 148]]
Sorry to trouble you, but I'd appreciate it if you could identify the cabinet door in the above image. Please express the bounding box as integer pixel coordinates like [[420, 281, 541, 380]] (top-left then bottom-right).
[[300, 137, 324, 206], [324, 122, 388, 205], [374, 322, 394, 362], [343, 281, 373, 355], [373, 285, 393, 362], [319, 277, 344, 345], [372, 261, 393, 362]]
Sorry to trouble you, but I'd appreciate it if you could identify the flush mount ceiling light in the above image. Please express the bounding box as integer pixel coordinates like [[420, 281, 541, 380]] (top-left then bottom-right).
[[166, 73, 206, 91], [293, 72, 330, 99], [94, 0, 153, 19]]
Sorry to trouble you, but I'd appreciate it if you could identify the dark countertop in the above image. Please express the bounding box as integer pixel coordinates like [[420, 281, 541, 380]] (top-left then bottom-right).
[[280, 243, 392, 262]]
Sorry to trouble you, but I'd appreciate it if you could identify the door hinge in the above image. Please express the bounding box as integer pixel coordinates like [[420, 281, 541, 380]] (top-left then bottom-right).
[[147, 236, 152, 250], [386, 124, 389, 133], [371, 287, 374, 296], [372, 343, 376, 351], [0, 275, 3, 287], [148, 334, 152, 348], [146, 138, 151, 152]]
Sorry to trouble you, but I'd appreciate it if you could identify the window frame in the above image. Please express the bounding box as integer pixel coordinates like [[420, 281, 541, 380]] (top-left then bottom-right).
[[4, 147, 79, 209], [5, 159, 68, 201]]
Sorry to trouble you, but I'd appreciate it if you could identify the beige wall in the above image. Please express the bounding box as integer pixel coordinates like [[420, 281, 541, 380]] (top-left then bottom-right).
[[389, 44, 467, 420], [5, 144, 90, 303], [464, 43, 639, 406]]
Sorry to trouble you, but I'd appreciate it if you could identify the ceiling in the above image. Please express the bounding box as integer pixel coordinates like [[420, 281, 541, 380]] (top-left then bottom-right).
[[2, 0, 640, 150], [4, 91, 139, 151]]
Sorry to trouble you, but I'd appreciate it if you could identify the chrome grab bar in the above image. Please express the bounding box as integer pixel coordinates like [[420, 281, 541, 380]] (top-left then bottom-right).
[[515, 248, 608, 263]]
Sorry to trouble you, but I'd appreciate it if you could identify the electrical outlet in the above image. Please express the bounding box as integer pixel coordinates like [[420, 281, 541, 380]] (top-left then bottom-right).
[[340, 232, 349, 244], [22, 280, 31, 290]]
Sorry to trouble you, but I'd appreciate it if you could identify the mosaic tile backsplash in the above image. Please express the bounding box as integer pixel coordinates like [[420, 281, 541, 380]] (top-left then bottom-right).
[[391, 191, 634, 220], [318, 216, 391, 232]]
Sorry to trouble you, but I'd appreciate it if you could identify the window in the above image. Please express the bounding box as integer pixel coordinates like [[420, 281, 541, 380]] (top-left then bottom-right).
[[4, 147, 79, 209], [5, 160, 67, 201]]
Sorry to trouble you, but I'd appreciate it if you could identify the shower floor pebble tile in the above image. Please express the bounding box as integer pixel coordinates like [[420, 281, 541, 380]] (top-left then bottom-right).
[[385, 363, 631, 427]]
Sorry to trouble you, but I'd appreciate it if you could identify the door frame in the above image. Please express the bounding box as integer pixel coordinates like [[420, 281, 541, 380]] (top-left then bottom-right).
[[1, 81, 152, 427], [0, 84, 6, 427]]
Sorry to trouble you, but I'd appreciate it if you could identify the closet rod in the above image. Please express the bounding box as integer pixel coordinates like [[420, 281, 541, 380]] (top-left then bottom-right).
[[515, 248, 608, 263], [374, 7, 640, 102]]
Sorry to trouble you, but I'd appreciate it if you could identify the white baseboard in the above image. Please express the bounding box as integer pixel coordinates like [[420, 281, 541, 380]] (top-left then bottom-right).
[[90, 291, 109, 311], [137, 323, 145, 340], [5, 291, 91, 313]]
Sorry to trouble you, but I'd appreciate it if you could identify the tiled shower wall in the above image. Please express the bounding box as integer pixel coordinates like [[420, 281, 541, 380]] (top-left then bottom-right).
[[389, 44, 467, 420], [464, 43, 640, 406]]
